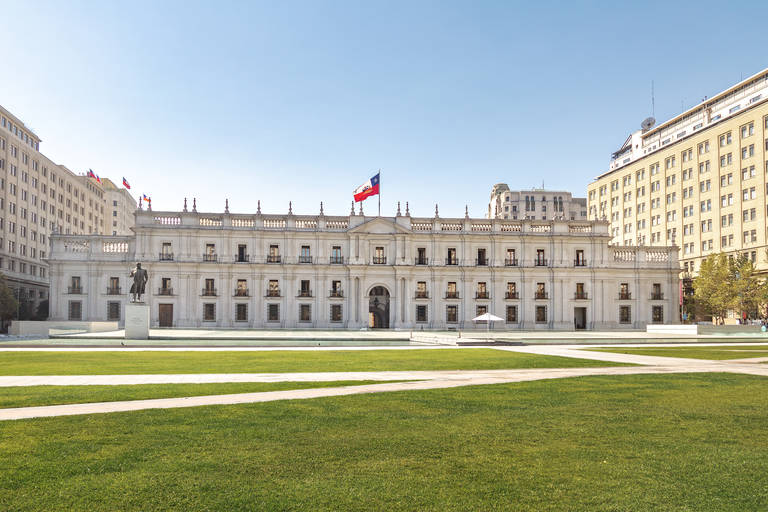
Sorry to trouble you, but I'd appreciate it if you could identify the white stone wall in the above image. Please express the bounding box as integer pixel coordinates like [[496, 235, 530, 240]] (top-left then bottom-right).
[[48, 211, 680, 330]]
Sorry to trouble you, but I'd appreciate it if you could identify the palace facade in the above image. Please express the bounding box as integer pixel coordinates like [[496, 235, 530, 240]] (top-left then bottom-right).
[[47, 205, 680, 330]]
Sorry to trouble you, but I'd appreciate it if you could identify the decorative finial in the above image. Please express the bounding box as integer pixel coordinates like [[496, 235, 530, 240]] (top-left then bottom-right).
[[465, 205, 469, 219], [319, 201, 324, 215], [138, 198, 143, 210], [225, 198, 229, 214], [288, 201, 293, 215], [434, 204, 439, 218], [405, 201, 410, 216], [350, 201, 355, 215], [257, 200, 261, 214], [396, 201, 401, 216], [192, 198, 197, 212], [359, 202, 364, 215], [183, 197, 188, 212]]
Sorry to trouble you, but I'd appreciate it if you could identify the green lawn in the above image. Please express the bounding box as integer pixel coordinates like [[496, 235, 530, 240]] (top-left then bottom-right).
[[586, 345, 768, 360], [0, 381, 400, 409], [1, 373, 767, 511], [0, 349, 623, 375]]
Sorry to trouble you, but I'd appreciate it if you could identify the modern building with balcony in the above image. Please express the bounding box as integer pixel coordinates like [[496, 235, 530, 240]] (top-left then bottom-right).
[[47, 205, 680, 329]]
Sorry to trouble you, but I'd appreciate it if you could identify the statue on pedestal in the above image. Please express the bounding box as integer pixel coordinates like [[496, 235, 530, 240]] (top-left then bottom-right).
[[129, 262, 148, 302]]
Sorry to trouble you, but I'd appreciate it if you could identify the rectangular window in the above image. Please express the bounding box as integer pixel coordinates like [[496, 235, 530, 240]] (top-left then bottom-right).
[[652, 306, 664, 324], [267, 303, 280, 322], [106, 301, 120, 321], [374, 246, 386, 264], [416, 305, 428, 323], [299, 304, 312, 322], [331, 245, 342, 264], [506, 305, 518, 323], [330, 304, 343, 322], [447, 248, 457, 265], [475, 305, 487, 321], [619, 306, 631, 324], [268, 280, 280, 297], [535, 305, 547, 323], [416, 281, 427, 298], [68, 301, 82, 320], [299, 279, 311, 297], [235, 303, 248, 322], [446, 281, 458, 299], [236, 279, 248, 297], [300, 245, 311, 263], [203, 303, 216, 321], [446, 305, 458, 323]]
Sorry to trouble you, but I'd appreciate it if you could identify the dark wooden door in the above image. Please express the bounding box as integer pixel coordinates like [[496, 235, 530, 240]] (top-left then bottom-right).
[[159, 304, 173, 327]]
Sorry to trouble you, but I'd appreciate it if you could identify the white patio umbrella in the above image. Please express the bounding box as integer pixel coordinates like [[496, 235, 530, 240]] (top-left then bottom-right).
[[472, 312, 504, 339]]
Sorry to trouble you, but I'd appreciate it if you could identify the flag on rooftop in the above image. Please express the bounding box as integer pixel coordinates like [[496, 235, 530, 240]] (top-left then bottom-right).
[[353, 173, 380, 202], [122, 177, 131, 189]]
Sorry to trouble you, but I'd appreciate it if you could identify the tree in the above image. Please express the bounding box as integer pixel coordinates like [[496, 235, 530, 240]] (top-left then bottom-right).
[[35, 300, 49, 321], [730, 255, 767, 320], [0, 273, 18, 331], [694, 253, 734, 324]]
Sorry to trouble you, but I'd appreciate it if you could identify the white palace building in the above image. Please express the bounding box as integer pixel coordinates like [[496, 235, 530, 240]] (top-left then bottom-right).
[[47, 202, 681, 330]]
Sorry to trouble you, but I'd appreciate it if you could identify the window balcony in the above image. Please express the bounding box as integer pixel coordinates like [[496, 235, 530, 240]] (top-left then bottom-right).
[[535, 259, 548, 266], [475, 291, 490, 299], [574, 259, 587, 267], [201, 288, 217, 297], [445, 292, 460, 299], [475, 258, 488, 266], [266, 289, 281, 298], [505, 258, 518, 266], [202, 254, 217, 262], [414, 292, 429, 299], [234, 289, 249, 297], [619, 292, 632, 300], [266, 255, 281, 264], [414, 258, 428, 265], [298, 256, 312, 264], [329, 290, 344, 298], [445, 258, 458, 266], [329, 256, 345, 264], [67, 286, 83, 294], [574, 292, 589, 300], [373, 256, 387, 264], [159, 253, 174, 261], [505, 291, 519, 299], [106, 287, 121, 295], [534, 292, 548, 299], [234, 254, 250, 263], [297, 289, 313, 298], [650, 293, 664, 300], [157, 287, 173, 296]]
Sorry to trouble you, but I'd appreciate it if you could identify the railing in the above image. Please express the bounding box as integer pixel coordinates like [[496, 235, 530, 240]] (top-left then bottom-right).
[[445, 292, 460, 299], [373, 256, 387, 264], [534, 292, 548, 299], [266, 289, 281, 297], [650, 293, 664, 300], [445, 258, 458, 266], [329, 256, 345, 264], [297, 290, 313, 298], [535, 259, 548, 266], [234, 255, 249, 263], [231, 218, 254, 228], [415, 258, 428, 265], [574, 292, 589, 300], [199, 217, 222, 227], [574, 259, 587, 267], [329, 290, 344, 298], [475, 258, 488, 266], [158, 287, 173, 296], [619, 292, 632, 300], [415, 292, 429, 299], [159, 253, 174, 261], [234, 289, 249, 297], [264, 219, 286, 229], [266, 255, 281, 263], [298, 256, 312, 264], [68, 286, 83, 294], [106, 287, 121, 295], [202, 253, 217, 262], [411, 221, 433, 231], [505, 292, 519, 299], [154, 215, 181, 225], [505, 258, 518, 266], [103, 241, 128, 253], [201, 288, 217, 296], [475, 291, 489, 299]]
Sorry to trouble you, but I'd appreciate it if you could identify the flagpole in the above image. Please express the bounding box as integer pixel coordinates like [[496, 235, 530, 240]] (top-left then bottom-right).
[[378, 168, 381, 217]]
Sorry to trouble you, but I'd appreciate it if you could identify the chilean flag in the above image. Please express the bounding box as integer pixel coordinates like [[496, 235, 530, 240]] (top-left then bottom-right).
[[353, 173, 380, 202], [122, 177, 131, 189]]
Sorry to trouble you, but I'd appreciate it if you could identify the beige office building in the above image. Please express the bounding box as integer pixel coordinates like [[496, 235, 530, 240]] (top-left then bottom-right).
[[102, 178, 136, 235], [488, 184, 587, 221], [587, 68, 768, 276], [0, 104, 132, 316]]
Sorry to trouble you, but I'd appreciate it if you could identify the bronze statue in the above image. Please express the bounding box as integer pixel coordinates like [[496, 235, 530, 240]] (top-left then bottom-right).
[[129, 262, 148, 302]]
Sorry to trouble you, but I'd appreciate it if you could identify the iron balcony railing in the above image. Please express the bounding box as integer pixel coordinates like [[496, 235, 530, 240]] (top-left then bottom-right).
[[505, 258, 518, 266], [158, 287, 173, 296], [415, 292, 429, 299], [202, 253, 217, 262], [445, 292, 460, 299], [329, 256, 345, 264], [415, 258, 428, 265], [373, 256, 387, 264], [234, 289, 249, 297], [299, 256, 312, 264], [159, 253, 174, 261], [535, 259, 548, 266], [475, 258, 488, 266], [505, 291, 519, 299], [475, 291, 490, 299], [619, 292, 632, 300], [266, 255, 281, 263], [68, 286, 83, 294], [535, 292, 548, 299], [235, 254, 250, 263], [297, 289, 313, 298], [445, 258, 458, 265], [201, 288, 217, 296], [650, 293, 664, 300], [574, 292, 589, 300], [266, 289, 281, 297], [574, 259, 587, 267], [106, 287, 121, 295], [329, 290, 344, 298]]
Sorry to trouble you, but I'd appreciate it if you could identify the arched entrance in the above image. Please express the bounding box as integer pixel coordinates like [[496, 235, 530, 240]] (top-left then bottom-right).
[[369, 286, 390, 329]]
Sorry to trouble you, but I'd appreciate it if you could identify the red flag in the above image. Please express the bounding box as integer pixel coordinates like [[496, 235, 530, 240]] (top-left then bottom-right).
[[353, 173, 380, 202]]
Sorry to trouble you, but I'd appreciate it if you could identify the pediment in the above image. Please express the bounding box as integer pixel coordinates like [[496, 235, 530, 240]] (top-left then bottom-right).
[[347, 217, 412, 235]]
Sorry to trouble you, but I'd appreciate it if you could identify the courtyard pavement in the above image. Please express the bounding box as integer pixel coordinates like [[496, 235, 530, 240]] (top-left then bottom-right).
[[1, 344, 767, 421]]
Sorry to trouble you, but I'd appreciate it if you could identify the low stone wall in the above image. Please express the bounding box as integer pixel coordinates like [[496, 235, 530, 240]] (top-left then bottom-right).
[[646, 324, 698, 335], [9, 321, 119, 337]]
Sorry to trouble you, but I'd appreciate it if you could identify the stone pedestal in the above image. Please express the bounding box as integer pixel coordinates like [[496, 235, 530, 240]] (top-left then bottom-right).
[[125, 302, 150, 340]]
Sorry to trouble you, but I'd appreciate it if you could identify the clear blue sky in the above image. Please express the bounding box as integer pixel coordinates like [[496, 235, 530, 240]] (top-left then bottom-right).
[[1, 0, 766, 217]]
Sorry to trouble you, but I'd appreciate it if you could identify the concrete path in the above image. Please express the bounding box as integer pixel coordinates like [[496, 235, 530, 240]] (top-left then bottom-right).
[[1, 344, 767, 421]]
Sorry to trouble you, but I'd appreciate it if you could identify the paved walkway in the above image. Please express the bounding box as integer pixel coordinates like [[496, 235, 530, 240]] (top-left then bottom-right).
[[1, 345, 767, 421]]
